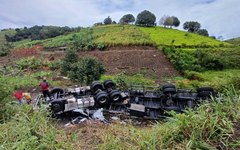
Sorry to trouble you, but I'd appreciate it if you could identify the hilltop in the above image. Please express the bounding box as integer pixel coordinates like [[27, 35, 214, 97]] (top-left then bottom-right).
[[2, 24, 229, 49]]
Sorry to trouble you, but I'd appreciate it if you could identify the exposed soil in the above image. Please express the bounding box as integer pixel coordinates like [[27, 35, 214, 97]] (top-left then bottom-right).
[[0, 46, 180, 82], [78, 46, 179, 79]]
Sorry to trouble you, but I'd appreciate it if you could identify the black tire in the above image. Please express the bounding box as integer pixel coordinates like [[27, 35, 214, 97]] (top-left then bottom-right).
[[50, 101, 65, 114], [50, 87, 64, 98], [198, 91, 214, 99], [95, 91, 109, 105], [163, 87, 176, 95], [162, 83, 176, 90], [109, 90, 122, 103], [197, 87, 214, 93], [197, 87, 214, 99], [103, 80, 116, 89], [90, 81, 104, 93]]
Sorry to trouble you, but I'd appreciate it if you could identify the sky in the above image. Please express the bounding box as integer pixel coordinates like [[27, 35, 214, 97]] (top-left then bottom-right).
[[0, 0, 239, 40]]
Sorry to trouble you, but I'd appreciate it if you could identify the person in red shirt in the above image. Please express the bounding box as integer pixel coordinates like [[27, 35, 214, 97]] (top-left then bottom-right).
[[39, 77, 51, 101], [13, 90, 23, 105]]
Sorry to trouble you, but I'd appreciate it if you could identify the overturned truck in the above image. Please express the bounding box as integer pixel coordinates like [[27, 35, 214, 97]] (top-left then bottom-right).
[[48, 80, 216, 119]]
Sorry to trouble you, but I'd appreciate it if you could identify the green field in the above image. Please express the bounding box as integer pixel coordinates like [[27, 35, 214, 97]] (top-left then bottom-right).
[[140, 26, 230, 47]]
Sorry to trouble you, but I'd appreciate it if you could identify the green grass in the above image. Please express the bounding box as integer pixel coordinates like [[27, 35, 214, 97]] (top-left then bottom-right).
[[94, 25, 153, 46], [140, 26, 230, 47]]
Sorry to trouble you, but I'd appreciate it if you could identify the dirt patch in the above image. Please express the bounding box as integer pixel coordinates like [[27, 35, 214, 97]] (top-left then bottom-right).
[[0, 46, 179, 81], [79, 46, 179, 79]]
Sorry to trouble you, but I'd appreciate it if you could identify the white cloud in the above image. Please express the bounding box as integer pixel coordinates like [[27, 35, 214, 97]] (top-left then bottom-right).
[[0, 0, 239, 39]]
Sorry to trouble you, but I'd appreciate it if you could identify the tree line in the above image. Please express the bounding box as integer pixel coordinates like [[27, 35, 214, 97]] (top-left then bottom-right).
[[98, 10, 209, 37], [5, 25, 81, 42]]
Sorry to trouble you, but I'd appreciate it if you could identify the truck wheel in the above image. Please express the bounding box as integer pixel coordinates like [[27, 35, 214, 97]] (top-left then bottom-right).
[[95, 91, 109, 105], [197, 87, 214, 93], [90, 81, 104, 93], [197, 87, 214, 99], [51, 101, 65, 114], [162, 83, 176, 90], [109, 90, 122, 103], [50, 87, 64, 98], [103, 80, 116, 89], [163, 87, 176, 95]]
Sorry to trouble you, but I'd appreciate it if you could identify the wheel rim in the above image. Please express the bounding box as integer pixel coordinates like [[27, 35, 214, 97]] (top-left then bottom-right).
[[112, 95, 120, 101], [99, 97, 107, 104]]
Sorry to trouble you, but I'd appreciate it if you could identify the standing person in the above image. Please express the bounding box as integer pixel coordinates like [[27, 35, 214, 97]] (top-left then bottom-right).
[[13, 90, 23, 105], [39, 77, 51, 101]]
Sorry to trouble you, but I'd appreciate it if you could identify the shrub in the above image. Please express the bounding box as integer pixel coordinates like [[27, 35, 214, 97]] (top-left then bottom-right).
[[195, 49, 224, 70], [97, 43, 105, 50], [184, 71, 204, 81], [163, 47, 202, 72], [61, 49, 78, 76], [48, 60, 61, 70], [15, 57, 43, 70], [69, 57, 105, 84]]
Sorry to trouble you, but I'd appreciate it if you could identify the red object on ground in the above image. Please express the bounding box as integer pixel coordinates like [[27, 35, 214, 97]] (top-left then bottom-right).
[[40, 82, 49, 91], [13, 91, 23, 100]]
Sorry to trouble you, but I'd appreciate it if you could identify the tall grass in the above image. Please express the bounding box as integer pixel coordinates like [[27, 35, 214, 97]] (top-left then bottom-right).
[[97, 93, 240, 149], [0, 106, 72, 149]]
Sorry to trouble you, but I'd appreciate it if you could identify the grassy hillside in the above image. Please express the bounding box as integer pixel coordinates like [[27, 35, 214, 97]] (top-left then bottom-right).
[[140, 27, 230, 47], [12, 25, 228, 49], [225, 37, 240, 45]]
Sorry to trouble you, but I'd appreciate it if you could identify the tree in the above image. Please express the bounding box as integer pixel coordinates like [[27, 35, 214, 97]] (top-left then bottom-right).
[[183, 21, 201, 32], [172, 16, 180, 27], [164, 16, 174, 27], [159, 16, 180, 28], [135, 10, 156, 26], [104, 16, 112, 25], [69, 57, 105, 84], [119, 14, 135, 24], [61, 49, 78, 76], [197, 29, 209, 36], [94, 22, 103, 26]]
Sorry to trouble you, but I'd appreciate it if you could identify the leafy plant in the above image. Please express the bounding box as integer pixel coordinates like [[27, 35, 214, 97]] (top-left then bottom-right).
[[69, 57, 105, 84], [60, 49, 78, 76], [15, 57, 43, 70]]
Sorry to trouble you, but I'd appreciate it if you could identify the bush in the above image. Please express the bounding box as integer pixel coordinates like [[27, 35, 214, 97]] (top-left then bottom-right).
[[71, 28, 96, 51], [0, 42, 12, 57], [69, 57, 105, 84], [184, 71, 204, 81], [15, 57, 43, 70], [97, 43, 105, 50], [48, 60, 61, 70], [195, 49, 224, 70], [163, 47, 202, 72], [61, 49, 78, 76]]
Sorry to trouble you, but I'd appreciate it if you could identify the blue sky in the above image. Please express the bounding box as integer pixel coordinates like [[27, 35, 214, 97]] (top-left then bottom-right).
[[0, 0, 239, 39]]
